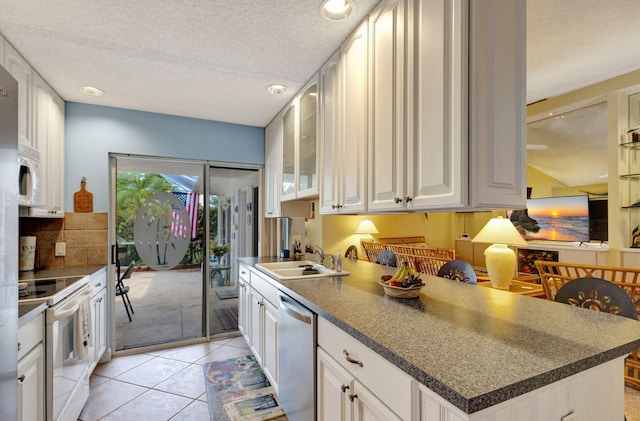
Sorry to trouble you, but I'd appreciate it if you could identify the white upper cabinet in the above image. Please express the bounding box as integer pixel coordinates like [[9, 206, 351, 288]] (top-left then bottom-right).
[[319, 20, 368, 215], [264, 116, 282, 217], [369, 0, 526, 212], [3, 41, 33, 148], [297, 79, 319, 198], [280, 76, 320, 202], [367, 0, 407, 212], [466, 0, 526, 209], [27, 72, 65, 217], [281, 100, 297, 201]]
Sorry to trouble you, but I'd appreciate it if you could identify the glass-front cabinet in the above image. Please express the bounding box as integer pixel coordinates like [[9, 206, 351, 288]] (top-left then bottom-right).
[[298, 82, 318, 195], [281, 101, 296, 200], [280, 75, 319, 201]]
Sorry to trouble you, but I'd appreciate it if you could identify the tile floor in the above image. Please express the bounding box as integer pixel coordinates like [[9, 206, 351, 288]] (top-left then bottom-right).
[[79, 335, 250, 421]]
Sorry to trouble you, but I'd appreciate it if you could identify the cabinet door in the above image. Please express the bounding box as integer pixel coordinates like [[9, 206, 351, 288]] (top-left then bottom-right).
[[317, 347, 352, 421], [281, 101, 298, 201], [297, 78, 318, 198], [4, 43, 32, 147], [352, 379, 402, 421], [467, 0, 526, 210], [91, 287, 107, 366], [338, 19, 368, 213], [319, 52, 340, 214], [46, 93, 65, 214], [248, 287, 263, 365], [406, 0, 467, 210], [263, 299, 278, 393], [18, 342, 45, 421], [264, 117, 282, 217], [238, 266, 250, 339], [367, 0, 407, 212]]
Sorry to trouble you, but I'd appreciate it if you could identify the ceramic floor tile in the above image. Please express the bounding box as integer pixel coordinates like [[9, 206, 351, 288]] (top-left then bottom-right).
[[195, 344, 252, 365], [154, 364, 206, 399], [197, 391, 208, 402], [78, 379, 146, 421], [169, 399, 210, 421], [225, 335, 249, 348], [115, 356, 190, 388], [100, 389, 192, 421], [92, 353, 155, 379], [159, 342, 222, 363], [89, 374, 109, 389]]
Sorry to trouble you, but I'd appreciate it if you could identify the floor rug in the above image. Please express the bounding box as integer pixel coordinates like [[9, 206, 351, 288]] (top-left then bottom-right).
[[203, 355, 287, 421], [216, 289, 239, 300], [214, 307, 239, 331]]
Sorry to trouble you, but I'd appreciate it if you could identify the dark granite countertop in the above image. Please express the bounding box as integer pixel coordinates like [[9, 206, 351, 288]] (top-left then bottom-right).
[[18, 301, 47, 328], [19, 265, 105, 281], [240, 256, 640, 414]]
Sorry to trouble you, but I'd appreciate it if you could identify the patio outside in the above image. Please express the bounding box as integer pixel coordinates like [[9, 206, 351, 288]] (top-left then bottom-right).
[[115, 267, 239, 350]]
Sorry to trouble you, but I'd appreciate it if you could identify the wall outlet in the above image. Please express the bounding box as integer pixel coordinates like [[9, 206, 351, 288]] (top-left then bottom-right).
[[55, 242, 66, 257]]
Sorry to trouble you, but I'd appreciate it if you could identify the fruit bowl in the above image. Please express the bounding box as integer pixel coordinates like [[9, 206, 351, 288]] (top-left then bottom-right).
[[379, 281, 423, 298]]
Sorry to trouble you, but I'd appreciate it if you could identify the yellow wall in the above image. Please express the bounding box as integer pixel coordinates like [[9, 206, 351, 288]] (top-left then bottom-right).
[[526, 166, 565, 198]]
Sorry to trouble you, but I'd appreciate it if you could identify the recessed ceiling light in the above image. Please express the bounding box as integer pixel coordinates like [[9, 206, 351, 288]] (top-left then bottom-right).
[[79, 86, 104, 96], [320, 0, 353, 21], [267, 84, 288, 95]]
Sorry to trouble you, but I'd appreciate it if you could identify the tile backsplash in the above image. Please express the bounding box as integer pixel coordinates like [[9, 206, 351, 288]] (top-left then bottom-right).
[[20, 212, 108, 269]]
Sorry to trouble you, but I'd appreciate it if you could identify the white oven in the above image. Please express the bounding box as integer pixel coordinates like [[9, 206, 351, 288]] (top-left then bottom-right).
[[18, 143, 43, 207], [45, 285, 92, 421]]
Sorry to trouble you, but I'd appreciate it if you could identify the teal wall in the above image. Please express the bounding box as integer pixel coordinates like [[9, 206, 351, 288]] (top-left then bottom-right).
[[64, 102, 265, 212]]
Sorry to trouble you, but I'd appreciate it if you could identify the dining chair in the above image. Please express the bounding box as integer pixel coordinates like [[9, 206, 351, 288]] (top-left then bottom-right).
[[376, 250, 397, 267], [436, 259, 477, 284], [116, 250, 135, 322], [554, 277, 639, 320]]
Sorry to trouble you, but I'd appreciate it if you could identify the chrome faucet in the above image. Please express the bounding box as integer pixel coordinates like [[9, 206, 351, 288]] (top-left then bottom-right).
[[314, 246, 324, 266], [314, 246, 335, 269]]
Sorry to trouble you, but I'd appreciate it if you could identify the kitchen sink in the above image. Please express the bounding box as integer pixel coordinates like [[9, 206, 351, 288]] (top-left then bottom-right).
[[256, 260, 349, 280]]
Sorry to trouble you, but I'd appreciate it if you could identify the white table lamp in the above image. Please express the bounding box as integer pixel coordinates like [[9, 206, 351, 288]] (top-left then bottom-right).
[[472, 217, 528, 289], [355, 219, 379, 237]]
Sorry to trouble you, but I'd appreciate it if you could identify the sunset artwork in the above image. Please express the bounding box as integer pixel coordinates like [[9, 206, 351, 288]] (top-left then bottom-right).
[[512, 195, 590, 242]]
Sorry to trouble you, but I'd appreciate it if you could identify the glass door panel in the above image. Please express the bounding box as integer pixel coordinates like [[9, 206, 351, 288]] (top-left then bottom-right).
[[282, 103, 296, 197], [113, 156, 205, 350], [208, 167, 260, 336], [298, 83, 317, 193]]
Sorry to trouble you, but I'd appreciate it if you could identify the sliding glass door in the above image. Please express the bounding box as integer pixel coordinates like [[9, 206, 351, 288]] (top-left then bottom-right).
[[112, 156, 206, 350]]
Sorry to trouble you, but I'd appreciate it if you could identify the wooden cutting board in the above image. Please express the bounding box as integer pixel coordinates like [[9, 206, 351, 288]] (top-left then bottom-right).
[[74, 178, 93, 212]]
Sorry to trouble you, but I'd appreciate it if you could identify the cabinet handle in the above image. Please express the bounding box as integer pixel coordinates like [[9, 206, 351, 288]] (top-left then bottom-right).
[[95, 283, 101, 287], [17, 342, 20, 352], [18, 375, 25, 383], [394, 197, 402, 204], [405, 196, 413, 203], [332, 204, 337, 209], [343, 349, 363, 367], [340, 384, 349, 393], [348, 393, 358, 402]]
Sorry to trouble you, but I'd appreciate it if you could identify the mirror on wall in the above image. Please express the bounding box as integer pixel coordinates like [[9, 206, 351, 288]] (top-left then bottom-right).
[[527, 102, 608, 192]]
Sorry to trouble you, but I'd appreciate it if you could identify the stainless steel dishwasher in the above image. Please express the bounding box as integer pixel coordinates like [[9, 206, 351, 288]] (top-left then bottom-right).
[[278, 292, 316, 421]]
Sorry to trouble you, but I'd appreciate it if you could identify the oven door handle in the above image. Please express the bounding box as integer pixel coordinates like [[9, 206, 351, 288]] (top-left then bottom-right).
[[46, 287, 92, 321]]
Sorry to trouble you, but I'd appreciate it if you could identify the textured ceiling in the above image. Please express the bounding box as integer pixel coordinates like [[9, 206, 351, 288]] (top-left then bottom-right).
[[1, 0, 640, 188]]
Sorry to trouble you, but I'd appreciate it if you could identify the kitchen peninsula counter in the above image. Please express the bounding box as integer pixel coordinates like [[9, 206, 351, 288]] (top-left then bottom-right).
[[240, 257, 640, 415]]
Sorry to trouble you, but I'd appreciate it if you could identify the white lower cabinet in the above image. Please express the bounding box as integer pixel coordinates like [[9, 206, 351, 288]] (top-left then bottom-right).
[[242, 268, 279, 392], [317, 348, 401, 421], [18, 313, 45, 421], [317, 318, 413, 420], [89, 279, 107, 369], [238, 265, 250, 341]]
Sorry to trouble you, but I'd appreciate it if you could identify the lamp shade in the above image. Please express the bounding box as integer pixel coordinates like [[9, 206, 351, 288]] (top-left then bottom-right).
[[471, 217, 528, 246], [355, 219, 379, 235]]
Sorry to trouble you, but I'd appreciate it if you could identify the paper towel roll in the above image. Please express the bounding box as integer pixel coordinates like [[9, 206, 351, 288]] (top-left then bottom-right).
[[19, 236, 36, 271]]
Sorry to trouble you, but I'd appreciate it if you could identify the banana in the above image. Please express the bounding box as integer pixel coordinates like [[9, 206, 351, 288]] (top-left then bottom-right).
[[386, 263, 409, 284]]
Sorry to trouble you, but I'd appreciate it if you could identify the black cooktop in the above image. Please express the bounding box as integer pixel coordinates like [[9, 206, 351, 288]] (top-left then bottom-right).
[[19, 276, 87, 303]]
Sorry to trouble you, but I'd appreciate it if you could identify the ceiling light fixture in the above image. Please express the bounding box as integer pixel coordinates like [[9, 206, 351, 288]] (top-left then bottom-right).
[[266, 84, 288, 95], [79, 86, 104, 96], [526, 144, 549, 150], [320, 0, 353, 21]]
